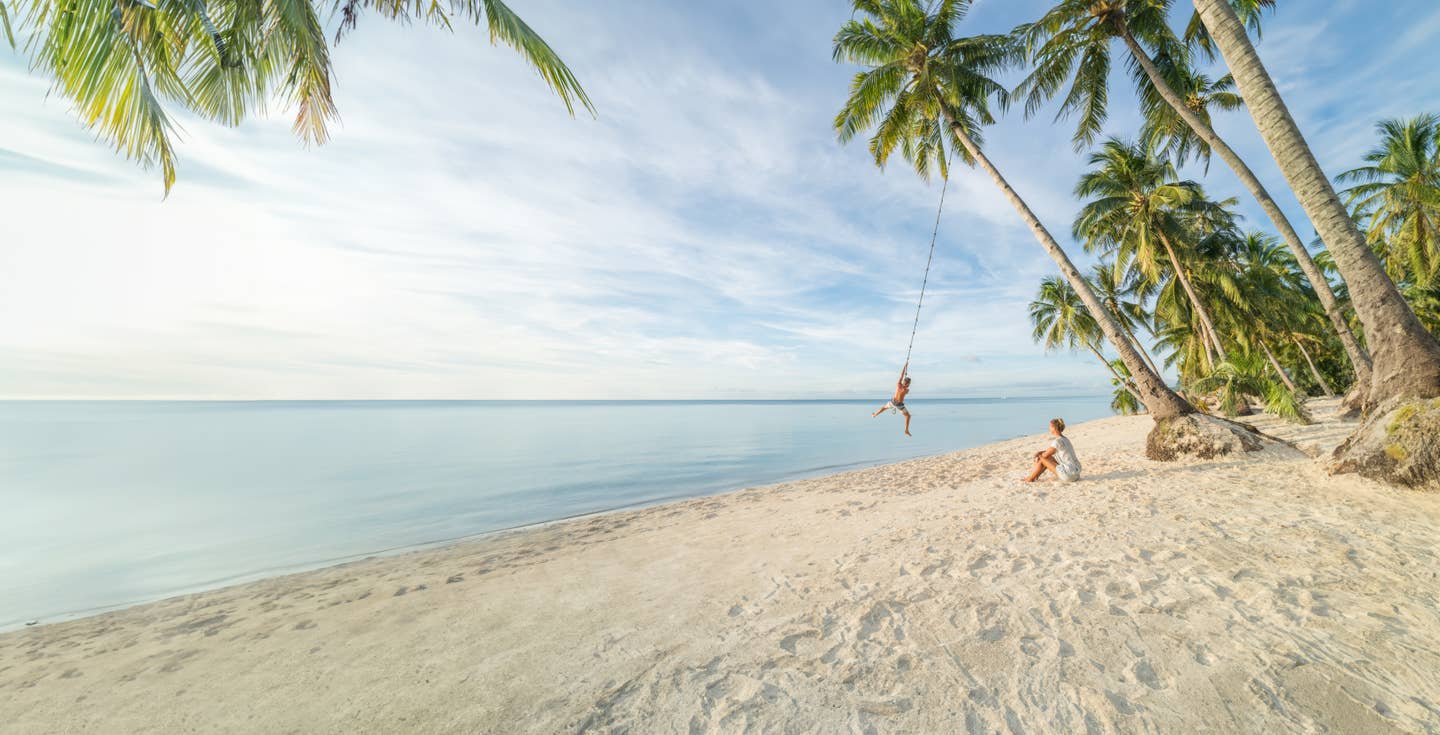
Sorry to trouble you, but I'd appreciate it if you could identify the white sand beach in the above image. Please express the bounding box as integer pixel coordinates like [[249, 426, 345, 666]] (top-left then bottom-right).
[[4, 400, 1440, 734]]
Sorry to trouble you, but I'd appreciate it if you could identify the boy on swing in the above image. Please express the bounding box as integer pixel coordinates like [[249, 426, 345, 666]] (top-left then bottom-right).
[[871, 362, 913, 436]]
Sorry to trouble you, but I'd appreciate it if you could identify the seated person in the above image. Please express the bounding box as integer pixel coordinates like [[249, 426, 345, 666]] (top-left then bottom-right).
[[1023, 418, 1081, 483]]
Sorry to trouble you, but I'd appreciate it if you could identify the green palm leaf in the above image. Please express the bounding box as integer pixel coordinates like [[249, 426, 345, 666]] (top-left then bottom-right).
[[10, 0, 591, 194]]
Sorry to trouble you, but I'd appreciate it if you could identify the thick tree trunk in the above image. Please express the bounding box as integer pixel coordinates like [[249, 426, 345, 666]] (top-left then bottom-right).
[[1191, 0, 1440, 406], [1260, 341, 1300, 394], [1121, 29, 1373, 396], [1293, 337, 1335, 396], [1117, 314, 1163, 378], [1087, 343, 1142, 403], [941, 110, 1194, 419], [1157, 230, 1226, 359]]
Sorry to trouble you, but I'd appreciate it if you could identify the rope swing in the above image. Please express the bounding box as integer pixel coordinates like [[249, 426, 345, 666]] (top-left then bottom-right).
[[903, 176, 949, 364]]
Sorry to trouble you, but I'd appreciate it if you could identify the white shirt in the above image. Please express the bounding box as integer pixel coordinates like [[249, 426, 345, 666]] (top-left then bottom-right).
[[1051, 436, 1081, 479]]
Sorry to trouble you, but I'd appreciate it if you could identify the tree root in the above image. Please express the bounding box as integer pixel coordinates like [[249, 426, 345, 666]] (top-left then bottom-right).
[[1146, 412, 1274, 461], [1329, 398, 1440, 491]]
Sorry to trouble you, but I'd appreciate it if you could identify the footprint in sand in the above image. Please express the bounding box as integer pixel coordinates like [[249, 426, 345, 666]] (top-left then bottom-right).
[[968, 553, 993, 573], [779, 630, 819, 654], [1132, 660, 1164, 689], [1105, 690, 1137, 716], [1189, 643, 1215, 666]]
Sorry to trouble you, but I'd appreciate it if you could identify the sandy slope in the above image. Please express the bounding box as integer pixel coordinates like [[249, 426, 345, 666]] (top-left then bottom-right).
[[3, 400, 1440, 734]]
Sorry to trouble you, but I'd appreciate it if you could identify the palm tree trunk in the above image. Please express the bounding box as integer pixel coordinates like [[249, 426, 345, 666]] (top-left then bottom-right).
[[1120, 28, 1373, 395], [1114, 308, 1163, 377], [1157, 230, 1227, 359], [941, 109, 1194, 419], [1293, 336, 1335, 396], [1191, 0, 1440, 406], [1087, 343, 1142, 403], [1260, 341, 1301, 394], [1196, 316, 1219, 369]]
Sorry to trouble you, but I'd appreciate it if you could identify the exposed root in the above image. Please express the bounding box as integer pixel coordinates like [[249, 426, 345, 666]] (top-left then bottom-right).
[[1330, 399, 1440, 491], [1146, 412, 1272, 462]]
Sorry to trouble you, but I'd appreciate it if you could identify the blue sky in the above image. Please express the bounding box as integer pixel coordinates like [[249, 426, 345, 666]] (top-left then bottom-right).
[[2, 0, 1439, 399]]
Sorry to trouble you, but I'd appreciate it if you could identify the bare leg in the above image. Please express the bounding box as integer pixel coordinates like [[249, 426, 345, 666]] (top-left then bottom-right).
[[1023, 456, 1057, 482], [902, 410, 912, 436], [872, 403, 889, 418]]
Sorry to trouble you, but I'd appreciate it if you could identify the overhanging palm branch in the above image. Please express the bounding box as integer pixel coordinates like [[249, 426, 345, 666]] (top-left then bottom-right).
[[7, 0, 592, 194], [1012, 0, 1186, 150]]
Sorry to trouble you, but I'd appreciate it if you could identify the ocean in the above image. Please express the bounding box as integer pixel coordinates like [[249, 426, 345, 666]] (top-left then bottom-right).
[[0, 396, 1110, 628]]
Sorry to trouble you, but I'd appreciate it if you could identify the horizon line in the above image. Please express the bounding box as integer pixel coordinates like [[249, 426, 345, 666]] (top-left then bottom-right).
[[0, 394, 1114, 403]]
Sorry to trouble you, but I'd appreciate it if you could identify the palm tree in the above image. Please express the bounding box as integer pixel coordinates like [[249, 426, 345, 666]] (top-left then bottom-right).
[[1154, 318, 1212, 387], [1193, 351, 1309, 423], [1015, 0, 1373, 399], [1029, 276, 1140, 402], [1073, 138, 1228, 362], [1225, 232, 1309, 396], [1137, 53, 1242, 171], [1190, 0, 1440, 406], [5, 0, 593, 194], [832, 0, 1194, 419], [1405, 283, 1440, 335], [1338, 114, 1440, 288], [1090, 262, 1162, 376], [1109, 359, 1143, 415]]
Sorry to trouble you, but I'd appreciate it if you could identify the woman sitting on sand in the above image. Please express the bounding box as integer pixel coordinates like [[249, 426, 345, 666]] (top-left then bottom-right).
[[1022, 418, 1081, 483]]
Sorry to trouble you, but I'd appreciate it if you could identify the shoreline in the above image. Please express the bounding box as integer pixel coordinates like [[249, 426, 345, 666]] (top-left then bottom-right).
[[2, 421, 1051, 633], [6, 400, 1440, 733]]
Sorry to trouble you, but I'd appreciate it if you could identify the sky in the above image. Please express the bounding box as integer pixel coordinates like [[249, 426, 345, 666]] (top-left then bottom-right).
[[2, 0, 1439, 400]]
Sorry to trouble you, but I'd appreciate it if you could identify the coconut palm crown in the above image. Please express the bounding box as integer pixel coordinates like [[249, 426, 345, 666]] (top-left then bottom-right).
[[1337, 114, 1440, 288], [1012, 0, 1187, 150], [832, 0, 1018, 180], [1137, 52, 1243, 170]]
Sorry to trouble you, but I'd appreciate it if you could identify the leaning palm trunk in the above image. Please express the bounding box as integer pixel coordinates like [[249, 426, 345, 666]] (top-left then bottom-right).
[[1156, 230, 1226, 360], [1087, 342, 1142, 403], [1120, 29, 1373, 397], [940, 108, 1193, 419], [1260, 341, 1300, 395], [1118, 316, 1163, 377], [1293, 337, 1335, 397], [1191, 0, 1440, 407]]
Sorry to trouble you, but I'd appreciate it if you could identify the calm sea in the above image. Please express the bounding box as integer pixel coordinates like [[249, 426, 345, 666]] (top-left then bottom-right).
[[0, 397, 1109, 628]]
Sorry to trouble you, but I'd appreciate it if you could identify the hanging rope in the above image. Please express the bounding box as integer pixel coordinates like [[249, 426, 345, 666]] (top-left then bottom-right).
[[904, 177, 949, 364]]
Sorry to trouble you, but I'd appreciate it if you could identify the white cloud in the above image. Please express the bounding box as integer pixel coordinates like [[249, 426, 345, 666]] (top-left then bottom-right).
[[2, 0, 1432, 399]]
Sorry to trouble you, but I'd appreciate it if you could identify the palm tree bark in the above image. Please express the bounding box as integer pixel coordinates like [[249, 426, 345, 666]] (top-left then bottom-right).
[[1120, 28, 1373, 395], [1260, 341, 1300, 394], [1196, 316, 1220, 368], [941, 109, 1194, 419], [1156, 230, 1227, 360], [1087, 343, 1142, 403], [1293, 336, 1335, 396], [1112, 304, 1163, 377], [1191, 0, 1440, 406]]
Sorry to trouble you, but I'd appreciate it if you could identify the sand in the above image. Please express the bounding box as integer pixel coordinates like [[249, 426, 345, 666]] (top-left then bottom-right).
[[4, 399, 1440, 734]]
